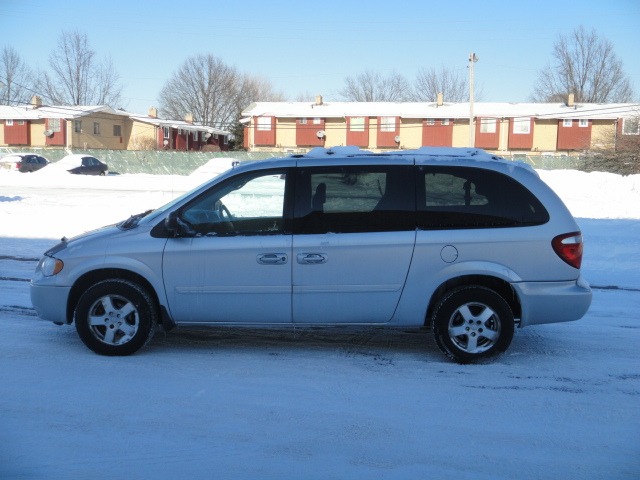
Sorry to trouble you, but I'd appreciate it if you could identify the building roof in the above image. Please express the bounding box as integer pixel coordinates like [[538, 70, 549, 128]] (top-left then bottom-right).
[[128, 113, 231, 136], [0, 103, 231, 136], [0, 104, 127, 121], [242, 101, 640, 121]]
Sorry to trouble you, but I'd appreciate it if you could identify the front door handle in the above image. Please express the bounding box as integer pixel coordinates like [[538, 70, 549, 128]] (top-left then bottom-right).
[[297, 253, 327, 265], [257, 253, 288, 265]]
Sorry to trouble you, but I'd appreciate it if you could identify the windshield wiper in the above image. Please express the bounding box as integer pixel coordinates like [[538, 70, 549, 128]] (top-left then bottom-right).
[[119, 209, 153, 229]]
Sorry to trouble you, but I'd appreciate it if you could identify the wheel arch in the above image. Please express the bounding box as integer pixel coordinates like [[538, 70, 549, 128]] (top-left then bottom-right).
[[424, 274, 521, 327], [67, 268, 173, 329]]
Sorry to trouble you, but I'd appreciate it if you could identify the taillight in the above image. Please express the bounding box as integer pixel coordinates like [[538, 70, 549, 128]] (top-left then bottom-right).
[[552, 232, 583, 269]]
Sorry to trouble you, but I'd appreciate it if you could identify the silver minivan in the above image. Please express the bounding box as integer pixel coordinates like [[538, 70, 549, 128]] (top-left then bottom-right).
[[30, 147, 592, 363]]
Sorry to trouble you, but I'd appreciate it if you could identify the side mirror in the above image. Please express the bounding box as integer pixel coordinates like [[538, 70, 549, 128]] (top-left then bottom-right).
[[164, 211, 196, 237], [165, 211, 180, 235]]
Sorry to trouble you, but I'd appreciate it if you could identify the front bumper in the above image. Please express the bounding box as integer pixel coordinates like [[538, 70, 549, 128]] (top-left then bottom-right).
[[515, 276, 592, 327], [30, 283, 72, 325]]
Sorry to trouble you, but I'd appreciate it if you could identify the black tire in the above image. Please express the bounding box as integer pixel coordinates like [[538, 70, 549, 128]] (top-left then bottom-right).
[[431, 286, 514, 363], [74, 279, 157, 356]]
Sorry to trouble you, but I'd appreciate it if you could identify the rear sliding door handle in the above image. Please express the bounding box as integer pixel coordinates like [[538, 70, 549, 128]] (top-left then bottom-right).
[[297, 253, 327, 265], [257, 253, 288, 265]]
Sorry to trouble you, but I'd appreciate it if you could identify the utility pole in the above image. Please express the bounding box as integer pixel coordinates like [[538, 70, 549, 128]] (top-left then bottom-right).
[[469, 52, 478, 147]]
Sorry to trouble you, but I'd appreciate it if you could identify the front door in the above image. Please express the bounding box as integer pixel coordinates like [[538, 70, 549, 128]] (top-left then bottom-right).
[[162, 168, 292, 324]]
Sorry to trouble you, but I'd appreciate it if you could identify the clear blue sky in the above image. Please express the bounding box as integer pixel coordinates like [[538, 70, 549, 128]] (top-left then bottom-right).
[[2, 0, 639, 114]]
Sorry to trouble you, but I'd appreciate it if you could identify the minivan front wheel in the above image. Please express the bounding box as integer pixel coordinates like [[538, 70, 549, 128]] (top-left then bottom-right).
[[74, 279, 157, 356], [432, 286, 514, 363]]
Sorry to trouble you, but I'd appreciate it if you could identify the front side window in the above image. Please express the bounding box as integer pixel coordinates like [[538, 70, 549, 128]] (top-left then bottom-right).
[[294, 165, 414, 234], [418, 166, 548, 229], [181, 169, 288, 236]]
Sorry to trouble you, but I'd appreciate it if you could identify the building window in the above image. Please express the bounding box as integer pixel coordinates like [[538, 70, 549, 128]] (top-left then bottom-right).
[[350, 117, 365, 132], [113, 125, 122, 136], [426, 119, 435, 126], [579, 119, 589, 128], [74, 120, 82, 133], [18, 120, 25, 125], [442, 119, 450, 126], [622, 117, 640, 135], [6, 119, 13, 126], [313, 117, 322, 125], [380, 116, 396, 132], [257, 117, 272, 131], [299, 118, 308, 125], [480, 118, 496, 134], [162, 126, 170, 139], [93, 122, 100, 135], [563, 119, 573, 127], [49, 118, 61, 132], [193, 131, 199, 141], [513, 117, 531, 135]]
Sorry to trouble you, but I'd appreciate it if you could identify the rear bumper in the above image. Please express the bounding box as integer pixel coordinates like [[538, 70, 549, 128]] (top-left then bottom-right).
[[30, 283, 72, 324], [515, 276, 592, 327]]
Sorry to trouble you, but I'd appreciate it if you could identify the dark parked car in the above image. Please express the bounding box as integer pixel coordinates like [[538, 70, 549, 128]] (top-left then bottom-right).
[[54, 154, 108, 175], [0, 153, 50, 172]]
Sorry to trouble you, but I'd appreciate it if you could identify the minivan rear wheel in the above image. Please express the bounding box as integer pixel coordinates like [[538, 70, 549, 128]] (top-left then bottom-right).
[[432, 286, 514, 363], [74, 279, 157, 356]]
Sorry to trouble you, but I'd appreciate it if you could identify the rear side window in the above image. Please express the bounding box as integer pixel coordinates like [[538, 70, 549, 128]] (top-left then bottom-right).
[[417, 166, 548, 229], [294, 165, 414, 234]]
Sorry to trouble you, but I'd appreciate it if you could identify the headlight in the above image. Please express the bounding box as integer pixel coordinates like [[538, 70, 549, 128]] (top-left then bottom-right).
[[39, 256, 64, 276]]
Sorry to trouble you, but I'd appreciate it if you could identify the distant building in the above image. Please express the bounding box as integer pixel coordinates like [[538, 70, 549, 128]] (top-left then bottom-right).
[[240, 95, 640, 155], [0, 97, 231, 151]]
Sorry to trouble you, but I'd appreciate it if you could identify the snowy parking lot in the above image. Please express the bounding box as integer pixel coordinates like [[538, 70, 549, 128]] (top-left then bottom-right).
[[1, 166, 639, 479]]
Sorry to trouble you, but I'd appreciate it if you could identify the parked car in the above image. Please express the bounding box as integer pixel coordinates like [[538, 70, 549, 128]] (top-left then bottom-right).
[[0, 153, 50, 172], [53, 154, 108, 175], [30, 147, 592, 363]]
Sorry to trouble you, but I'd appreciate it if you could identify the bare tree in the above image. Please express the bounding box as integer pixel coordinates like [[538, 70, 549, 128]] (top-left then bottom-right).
[[412, 66, 471, 102], [532, 26, 634, 103], [159, 54, 283, 131], [0, 46, 33, 105], [36, 30, 123, 106], [339, 70, 411, 102]]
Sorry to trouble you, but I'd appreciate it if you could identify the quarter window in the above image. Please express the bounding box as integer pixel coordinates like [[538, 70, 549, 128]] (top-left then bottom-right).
[[418, 166, 548, 229]]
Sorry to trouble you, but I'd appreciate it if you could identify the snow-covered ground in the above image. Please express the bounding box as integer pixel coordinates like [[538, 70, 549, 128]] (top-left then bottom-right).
[[0, 165, 639, 479]]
